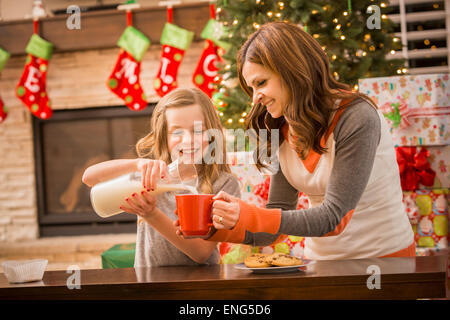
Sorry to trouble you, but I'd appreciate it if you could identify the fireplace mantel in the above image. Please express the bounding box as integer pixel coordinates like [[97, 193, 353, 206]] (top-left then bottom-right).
[[0, 1, 210, 56]]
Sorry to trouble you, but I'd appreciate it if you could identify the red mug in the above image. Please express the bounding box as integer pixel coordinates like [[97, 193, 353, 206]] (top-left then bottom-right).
[[175, 194, 214, 236]]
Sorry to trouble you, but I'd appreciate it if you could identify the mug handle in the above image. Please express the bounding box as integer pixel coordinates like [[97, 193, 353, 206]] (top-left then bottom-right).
[[208, 198, 214, 227]]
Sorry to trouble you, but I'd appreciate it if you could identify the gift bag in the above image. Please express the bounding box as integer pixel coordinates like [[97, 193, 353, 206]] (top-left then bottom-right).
[[409, 189, 449, 249], [101, 243, 136, 269]]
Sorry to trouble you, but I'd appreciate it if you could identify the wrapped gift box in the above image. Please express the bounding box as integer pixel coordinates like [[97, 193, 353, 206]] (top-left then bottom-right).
[[427, 145, 450, 189], [359, 74, 450, 146], [403, 192, 421, 225], [228, 151, 266, 207], [415, 247, 444, 256], [392, 117, 450, 146], [101, 243, 135, 269], [406, 189, 449, 249]]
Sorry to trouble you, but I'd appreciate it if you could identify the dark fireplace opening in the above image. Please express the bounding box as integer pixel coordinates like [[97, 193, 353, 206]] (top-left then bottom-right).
[[32, 105, 154, 237]]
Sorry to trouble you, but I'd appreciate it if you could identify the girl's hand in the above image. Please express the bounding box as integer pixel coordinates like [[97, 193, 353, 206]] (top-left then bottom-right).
[[120, 190, 157, 221], [211, 191, 240, 230], [135, 159, 168, 190], [173, 209, 216, 239]]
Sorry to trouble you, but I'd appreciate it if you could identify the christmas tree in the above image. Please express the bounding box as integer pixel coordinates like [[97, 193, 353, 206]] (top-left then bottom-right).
[[213, 0, 405, 128]]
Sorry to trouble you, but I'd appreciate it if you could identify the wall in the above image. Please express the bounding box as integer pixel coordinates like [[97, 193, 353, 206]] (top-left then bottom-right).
[[0, 0, 201, 21], [0, 41, 204, 242]]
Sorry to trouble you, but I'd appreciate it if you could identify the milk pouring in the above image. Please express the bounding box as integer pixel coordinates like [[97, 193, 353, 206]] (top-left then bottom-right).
[[90, 161, 198, 217]]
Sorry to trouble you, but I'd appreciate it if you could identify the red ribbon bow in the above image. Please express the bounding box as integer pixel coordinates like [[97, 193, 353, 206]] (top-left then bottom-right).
[[396, 147, 436, 191]]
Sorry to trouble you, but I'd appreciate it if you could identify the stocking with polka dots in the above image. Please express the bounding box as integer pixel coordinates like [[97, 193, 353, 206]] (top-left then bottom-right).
[[107, 26, 150, 111], [0, 47, 10, 123], [192, 39, 222, 98], [192, 8, 229, 98], [15, 34, 53, 120], [0, 97, 7, 124], [154, 23, 194, 97], [107, 49, 147, 111]]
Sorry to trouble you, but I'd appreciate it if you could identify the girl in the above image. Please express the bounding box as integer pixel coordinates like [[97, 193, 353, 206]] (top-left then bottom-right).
[[82, 88, 241, 267], [203, 22, 415, 260]]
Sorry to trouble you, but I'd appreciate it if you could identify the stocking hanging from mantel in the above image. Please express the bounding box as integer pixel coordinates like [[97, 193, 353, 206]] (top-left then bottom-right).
[[16, 20, 54, 120], [107, 10, 150, 111], [0, 47, 10, 123], [192, 3, 230, 98], [154, 6, 194, 97]]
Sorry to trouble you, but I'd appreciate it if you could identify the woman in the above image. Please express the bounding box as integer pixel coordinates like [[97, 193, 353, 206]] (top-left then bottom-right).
[[203, 22, 415, 260]]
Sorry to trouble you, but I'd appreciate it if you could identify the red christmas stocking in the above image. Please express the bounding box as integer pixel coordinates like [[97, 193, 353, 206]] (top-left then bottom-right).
[[0, 47, 10, 123], [16, 34, 53, 120], [193, 18, 229, 98], [192, 39, 222, 98], [154, 23, 194, 97], [0, 97, 7, 123], [107, 26, 150, 111]]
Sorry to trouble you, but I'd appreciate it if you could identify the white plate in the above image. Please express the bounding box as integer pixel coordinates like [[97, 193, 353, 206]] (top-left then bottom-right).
[[234, 259, 315, 274]]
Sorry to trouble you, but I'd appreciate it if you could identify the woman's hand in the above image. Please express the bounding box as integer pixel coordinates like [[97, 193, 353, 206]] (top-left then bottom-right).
[[172, 191, 240, 238], [211, 191, 240, 230], [135, 159, 168, 190], [120, 190, 157, 221]]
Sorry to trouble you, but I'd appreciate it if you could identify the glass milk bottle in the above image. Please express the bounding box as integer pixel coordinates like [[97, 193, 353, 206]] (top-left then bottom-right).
[[90, 160, 198, 218]]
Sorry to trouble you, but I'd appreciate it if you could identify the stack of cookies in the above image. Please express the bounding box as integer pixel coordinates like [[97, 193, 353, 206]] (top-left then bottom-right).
[[244, 253, 303, 268]]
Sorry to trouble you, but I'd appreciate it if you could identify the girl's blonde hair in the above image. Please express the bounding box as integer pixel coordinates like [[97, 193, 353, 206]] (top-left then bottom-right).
[[237, 22, 375, 168], [136, 88, 230, 194]]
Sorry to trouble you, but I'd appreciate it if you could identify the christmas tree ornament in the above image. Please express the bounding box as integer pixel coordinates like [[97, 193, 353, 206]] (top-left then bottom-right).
[[16, 23, 54, 120], [154, 6, 194, 97], [0, 47, 10, 123], [107, 5, 150, 111], [192, 4, 230, 98], [212, 91, 227, 111]]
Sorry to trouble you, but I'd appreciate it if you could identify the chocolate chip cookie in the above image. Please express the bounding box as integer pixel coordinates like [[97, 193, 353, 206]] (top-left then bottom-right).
[[266, 253, 303, 266], [244, 253, 272, 268]]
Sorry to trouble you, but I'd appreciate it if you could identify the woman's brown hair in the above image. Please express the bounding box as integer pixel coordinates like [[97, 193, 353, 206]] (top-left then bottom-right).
[[135, 87, 230, 194], [238, 22, 374, 168]]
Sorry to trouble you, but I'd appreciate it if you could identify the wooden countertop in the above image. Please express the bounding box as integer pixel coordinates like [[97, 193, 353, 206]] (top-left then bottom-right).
[[0, 256, 447, 300]]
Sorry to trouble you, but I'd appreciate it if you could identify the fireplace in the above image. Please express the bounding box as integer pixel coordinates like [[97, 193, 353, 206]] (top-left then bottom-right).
[[32, 105, 154, 237]]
